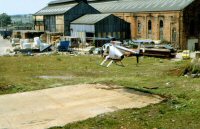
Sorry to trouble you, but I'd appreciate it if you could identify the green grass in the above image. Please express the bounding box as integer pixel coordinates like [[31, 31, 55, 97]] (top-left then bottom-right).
[[0, 55, 200, 129]]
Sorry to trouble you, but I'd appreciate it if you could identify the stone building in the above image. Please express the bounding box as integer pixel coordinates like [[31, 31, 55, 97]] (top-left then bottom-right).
[[34, 0, 200, 50], [91, 0, 200, 50]]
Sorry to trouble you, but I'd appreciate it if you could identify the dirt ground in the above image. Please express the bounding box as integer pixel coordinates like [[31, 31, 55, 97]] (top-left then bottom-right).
[[0, 84, 163, 129], [0, 36, 13, 56]]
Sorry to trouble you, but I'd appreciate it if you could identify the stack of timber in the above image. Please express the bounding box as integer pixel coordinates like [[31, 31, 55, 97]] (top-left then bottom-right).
[[140, 45, 177, 58]]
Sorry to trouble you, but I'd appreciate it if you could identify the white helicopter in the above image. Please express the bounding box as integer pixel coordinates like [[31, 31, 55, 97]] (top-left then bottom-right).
[[100, 41, 140, 67]]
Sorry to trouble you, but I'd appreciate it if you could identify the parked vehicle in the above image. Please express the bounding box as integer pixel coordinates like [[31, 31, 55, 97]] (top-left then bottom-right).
[[57, 41, 70, 51], [182, 50, 190, 59], [60, 36, 80, 48]]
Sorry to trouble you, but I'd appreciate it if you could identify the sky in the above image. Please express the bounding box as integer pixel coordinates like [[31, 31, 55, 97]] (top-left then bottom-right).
[[0, 0, 53, 15]]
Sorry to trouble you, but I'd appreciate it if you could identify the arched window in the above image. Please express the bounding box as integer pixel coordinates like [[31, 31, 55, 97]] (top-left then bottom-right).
[[172, 28, 176, 42], [159, 20, 164, 40], [137, 21, 142, 34], [160, 20, 163, 28], [148, 20, 152, 34]]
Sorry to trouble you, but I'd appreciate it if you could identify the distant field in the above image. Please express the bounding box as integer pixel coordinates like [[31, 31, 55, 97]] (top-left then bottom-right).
[[0, 55, 200, 129]]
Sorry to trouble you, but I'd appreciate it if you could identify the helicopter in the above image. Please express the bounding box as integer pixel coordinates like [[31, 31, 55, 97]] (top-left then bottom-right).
[[100, 41, 140, 67]]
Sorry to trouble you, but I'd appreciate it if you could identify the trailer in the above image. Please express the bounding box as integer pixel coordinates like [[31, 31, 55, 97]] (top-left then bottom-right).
[[141, 45, 177, 58]]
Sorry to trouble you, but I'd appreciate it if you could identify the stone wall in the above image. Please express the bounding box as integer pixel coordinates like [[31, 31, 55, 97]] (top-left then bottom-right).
[[112, 0, 200, 50]]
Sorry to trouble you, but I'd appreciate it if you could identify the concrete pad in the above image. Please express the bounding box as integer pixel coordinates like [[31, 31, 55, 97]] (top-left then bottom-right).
[[0, 84, 163, 129]]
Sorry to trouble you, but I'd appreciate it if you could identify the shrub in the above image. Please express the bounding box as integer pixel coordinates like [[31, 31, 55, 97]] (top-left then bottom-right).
[[184, 59, 200, 74]]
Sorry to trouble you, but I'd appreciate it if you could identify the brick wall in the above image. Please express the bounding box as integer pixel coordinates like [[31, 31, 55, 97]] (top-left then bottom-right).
[[114, 11, 182, 49]]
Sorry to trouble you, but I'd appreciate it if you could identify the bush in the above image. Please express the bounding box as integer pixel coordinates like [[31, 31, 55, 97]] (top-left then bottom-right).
[[184, 59, 200, 74]]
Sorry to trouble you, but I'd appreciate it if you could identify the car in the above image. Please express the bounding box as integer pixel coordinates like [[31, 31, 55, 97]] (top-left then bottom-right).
[[182, 50, 190, 59]]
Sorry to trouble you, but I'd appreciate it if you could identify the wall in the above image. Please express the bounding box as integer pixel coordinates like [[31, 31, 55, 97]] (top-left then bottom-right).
[[95, 15, 130, 40], [41, 15, 64, 33], [183, 0, 200, 50], [34, 16, 44, 31], [70, 24, 95, 42], [70, 24, 95, 33], [114, 11, 181, 49], [56, 15, 64, 33]]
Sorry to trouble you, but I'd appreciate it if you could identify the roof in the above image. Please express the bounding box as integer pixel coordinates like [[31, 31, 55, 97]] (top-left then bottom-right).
[[48, 0, 95, 5], [91, 0, 195, 13], [71, 14, 111, 24], [35, 0, 195, 15], [49, 0, 76, 5], [35, 3, 77, 15], [12, 30, 44, 33]]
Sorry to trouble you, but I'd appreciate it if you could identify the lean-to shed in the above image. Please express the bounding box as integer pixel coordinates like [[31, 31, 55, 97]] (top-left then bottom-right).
[[70, 14, 130, 43]]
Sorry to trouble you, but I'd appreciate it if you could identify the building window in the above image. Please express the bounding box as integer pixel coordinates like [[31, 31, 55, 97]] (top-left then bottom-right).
[[159, 20, 164, 40], [160, 20, 163, 28], [137, 21, 142, 34], [172, 28, 176, 42], [148, 20, 152, 34]]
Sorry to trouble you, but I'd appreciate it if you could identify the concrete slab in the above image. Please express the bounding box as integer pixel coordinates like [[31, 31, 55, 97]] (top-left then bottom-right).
[[0, 84, 163, 129]]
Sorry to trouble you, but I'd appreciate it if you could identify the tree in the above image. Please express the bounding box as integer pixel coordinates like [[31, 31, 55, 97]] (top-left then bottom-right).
[[0, 13, 11, 27]]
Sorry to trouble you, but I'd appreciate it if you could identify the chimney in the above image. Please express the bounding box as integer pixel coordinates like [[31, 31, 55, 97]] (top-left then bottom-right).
[[75, 0, 88, 4]]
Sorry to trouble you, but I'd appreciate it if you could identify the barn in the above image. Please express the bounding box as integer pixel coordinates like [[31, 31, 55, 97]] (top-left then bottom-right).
[[70, 14, 130, 44]]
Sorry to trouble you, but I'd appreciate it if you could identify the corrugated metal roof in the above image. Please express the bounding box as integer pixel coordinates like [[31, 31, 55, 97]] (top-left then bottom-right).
[[71, 14, 111, 24], [49, 0, 76, 5], [49, 0, 95, 5], [35, 0, 195, 15], [91, 0, 195, 13], [35, 3, 77, 15]]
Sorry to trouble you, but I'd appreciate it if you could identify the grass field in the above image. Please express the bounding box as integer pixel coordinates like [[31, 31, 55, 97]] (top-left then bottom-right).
[[0, 54, 200, 129]]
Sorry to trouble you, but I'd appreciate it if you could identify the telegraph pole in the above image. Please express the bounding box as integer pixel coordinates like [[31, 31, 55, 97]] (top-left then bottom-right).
[[0, 20, 2, 28]]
